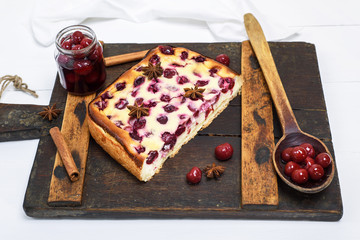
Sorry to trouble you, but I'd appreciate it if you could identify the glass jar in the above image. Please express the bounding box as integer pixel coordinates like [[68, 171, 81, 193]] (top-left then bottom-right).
[[54, 25, 106, 95]]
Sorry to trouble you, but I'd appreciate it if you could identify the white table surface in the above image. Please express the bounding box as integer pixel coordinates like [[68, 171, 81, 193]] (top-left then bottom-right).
[[1, 0, 360, 239]]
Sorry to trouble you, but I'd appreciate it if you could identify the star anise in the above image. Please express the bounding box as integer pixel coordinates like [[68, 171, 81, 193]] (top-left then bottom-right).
[[142, 62, 163, 80], [38, 103, 62, 121], [184, 85, 205, 100], [127, 102, 149, 119], [204, 163, 225, 179]]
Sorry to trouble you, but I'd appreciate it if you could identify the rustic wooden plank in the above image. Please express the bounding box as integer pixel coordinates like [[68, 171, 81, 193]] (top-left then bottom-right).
[[0, 103, 59, 142], [241, 41, 278, 207], [48, 93, 95, 206]]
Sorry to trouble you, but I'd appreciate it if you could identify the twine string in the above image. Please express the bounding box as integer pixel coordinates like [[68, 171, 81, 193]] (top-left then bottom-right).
[[0, 75, 38, 99]]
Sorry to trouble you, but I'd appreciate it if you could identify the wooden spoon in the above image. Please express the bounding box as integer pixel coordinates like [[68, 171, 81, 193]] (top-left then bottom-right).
[[244, 13, 335, 193]]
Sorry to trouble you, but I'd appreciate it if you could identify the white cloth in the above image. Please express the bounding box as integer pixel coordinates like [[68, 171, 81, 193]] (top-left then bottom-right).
[[30, 0, 298, 47]]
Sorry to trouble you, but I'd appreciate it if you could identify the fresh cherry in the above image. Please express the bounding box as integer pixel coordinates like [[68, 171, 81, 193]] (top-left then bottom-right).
[[291, 169, 308, 184], [186, 167, 202, 184], [215, 143, 233, 161], [281, 147, 293, 162], [291, 146, 307, 163], [215, 54, 230, 66], [284, 161, 300, 176], [315, 152, 331, 168], [304, 156, 315, 170], [308, 164, 324, 181], [300, 143, 316, 158]]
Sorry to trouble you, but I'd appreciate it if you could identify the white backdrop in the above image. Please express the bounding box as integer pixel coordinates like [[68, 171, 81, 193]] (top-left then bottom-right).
[[1, 0, 360, 239]]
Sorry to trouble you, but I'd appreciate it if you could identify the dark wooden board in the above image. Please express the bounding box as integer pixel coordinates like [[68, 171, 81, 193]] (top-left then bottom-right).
[[23, 42, 343, 220]]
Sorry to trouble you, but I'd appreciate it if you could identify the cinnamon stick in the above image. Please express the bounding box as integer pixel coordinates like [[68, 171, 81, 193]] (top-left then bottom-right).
[[49, 127, 79, 182], [104, 50, 148, 67]]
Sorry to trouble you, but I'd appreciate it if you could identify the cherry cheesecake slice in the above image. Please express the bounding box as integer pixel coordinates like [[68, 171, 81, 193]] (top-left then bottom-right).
[[88, 45, 242, 181]]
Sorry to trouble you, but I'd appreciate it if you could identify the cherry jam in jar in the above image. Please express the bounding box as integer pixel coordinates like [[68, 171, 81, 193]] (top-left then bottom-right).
[[55, 25, 106, 95]]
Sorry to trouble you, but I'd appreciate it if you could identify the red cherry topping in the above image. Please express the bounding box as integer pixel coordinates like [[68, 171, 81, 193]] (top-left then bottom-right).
[[163, 104, 178, 113], [133, 76, 145, 87], [186, 167, 202, 184], [147, 83, 159, 93], [175, 124, 186, 136], [284, 161, 300, 176], [215, 54, 230, 66], [163, 68, 177, 78], [116, 82, 126, 91], [146, 151, 158, 164], [196, 80, 209, 87], [133, 118, 146, 130], [159, 45, 174, 55], [300, 143, 315, 158], [315, 152, 331, 168], [115, 98, 128, 110], [281, 147, 293, 162], [291, 146, 307, 163], [177, 76, 189, 84], [160, 94, 171, 102], [180, 51, 188, 60], [291, 169, 308, 184], [215, 143, 233, 161], [156, 115, 168, 124], [308, 164, 324, 181], [149, 54, 160, 65]]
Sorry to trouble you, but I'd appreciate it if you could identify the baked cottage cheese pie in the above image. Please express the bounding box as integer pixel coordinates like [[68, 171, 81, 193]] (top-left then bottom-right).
[[88, 45, 242, 181]]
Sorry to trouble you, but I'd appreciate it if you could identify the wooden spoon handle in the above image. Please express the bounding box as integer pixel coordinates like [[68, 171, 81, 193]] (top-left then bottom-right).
[[244, 13, 300, 135]]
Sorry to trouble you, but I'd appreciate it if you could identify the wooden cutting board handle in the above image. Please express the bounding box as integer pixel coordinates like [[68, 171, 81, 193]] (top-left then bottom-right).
[[48, 93, 95, 206]]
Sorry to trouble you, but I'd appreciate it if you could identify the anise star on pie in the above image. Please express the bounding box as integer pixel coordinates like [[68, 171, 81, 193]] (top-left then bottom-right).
[[127, 102, 149, 119], [38, 103, 62, 121], [142, 62, 163, 80], [204, 163, 225, 179], [184, 85, 205, 100]]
